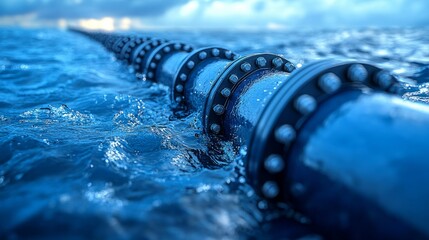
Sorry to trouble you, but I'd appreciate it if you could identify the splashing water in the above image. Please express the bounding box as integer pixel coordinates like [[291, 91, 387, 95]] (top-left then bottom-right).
[[1, 27, 429, 239]]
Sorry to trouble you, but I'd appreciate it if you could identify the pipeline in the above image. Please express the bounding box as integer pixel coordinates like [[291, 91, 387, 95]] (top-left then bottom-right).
[[70, 28, 429, 239]]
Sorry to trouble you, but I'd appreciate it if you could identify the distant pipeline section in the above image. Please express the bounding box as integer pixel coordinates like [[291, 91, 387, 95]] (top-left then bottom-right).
[[71, 29, 429, 240]]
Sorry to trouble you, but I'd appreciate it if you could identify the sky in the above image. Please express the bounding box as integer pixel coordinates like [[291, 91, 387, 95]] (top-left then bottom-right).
[[0, 0, 428, 30]]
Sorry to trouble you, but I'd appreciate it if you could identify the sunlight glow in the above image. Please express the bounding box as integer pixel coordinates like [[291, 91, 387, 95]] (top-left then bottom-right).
[[79, 17, 115, 31], [119, 17, 132, 30]]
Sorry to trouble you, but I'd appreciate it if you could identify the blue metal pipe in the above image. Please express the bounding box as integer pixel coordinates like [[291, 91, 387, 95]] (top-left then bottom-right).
[[223, 69, 287, 144], [286, 89, 429, 239], [185, 58, 231, 111], [156, 52, 189, 87], [70, 29, 429, 239]]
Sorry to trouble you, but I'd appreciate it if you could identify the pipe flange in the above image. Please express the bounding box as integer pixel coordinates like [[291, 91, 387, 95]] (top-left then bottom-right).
[[143, 42, 193, 82], [118, 37, 150, 62], [204, 53, 295, 135], [133, 39, 168, 75], [172, 47, 238, 106], [112, 36, 132, 54], [247, 60, 399, 202]]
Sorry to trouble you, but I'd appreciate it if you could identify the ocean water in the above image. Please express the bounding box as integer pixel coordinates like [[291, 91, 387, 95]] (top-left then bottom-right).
[[1, 27, 429, 239]]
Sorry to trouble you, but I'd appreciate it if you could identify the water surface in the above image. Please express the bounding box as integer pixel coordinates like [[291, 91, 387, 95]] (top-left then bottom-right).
[[1, 27, 429, 239]]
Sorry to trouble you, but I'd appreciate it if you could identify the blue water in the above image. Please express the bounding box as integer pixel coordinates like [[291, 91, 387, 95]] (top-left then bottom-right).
[[1, 27, 429, 239]]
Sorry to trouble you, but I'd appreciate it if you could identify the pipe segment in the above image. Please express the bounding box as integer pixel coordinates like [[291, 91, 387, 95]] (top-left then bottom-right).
[[70, 29, 429, 239]]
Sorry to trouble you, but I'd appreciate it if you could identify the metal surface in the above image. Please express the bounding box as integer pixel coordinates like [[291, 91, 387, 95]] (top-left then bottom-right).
[[286, 90, 429, 239], [70, 29, 429, 239]]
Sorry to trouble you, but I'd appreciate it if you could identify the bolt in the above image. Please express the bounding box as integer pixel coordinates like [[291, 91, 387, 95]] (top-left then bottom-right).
[[272, 57, 284, 68], [135, 58, 141, 63], [229, 74, 239, 84], [264, 154, 285, 173], [150, 62, 156, 69], [225, 51, 233, 59], [284, 62, 295, 72], [199, 51, 207, 60], [256, 57, 267, 68], [212, 48, 220, 57], [241, 62, 252, 72], [210, 123, 221, 134], [183, 45, 191, 51], [175, 84, 184, 93], [187, 61, 195, 69], [213, 104, 225, 115], [221, 88, 231, 97], [319, 73, 341, 93], [375, 71, 393, 89], [180, 73, 187, 81], [348, 64, 368, 82], [145, 45, 151, 50], [163, 47, 171, 53], [295, 94, 317, 115], [262, 181, 279, 198], [155, 54, 161, 60], [147, 72, 154, 78], [275, 124, 296, 144], [152, 41, 159, 47], [174, 43, 181, 50], [175, 96, 182, 103]]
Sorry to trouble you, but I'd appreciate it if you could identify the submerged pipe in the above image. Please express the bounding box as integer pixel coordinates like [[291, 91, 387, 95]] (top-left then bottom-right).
[[70, 29, 429, 239]]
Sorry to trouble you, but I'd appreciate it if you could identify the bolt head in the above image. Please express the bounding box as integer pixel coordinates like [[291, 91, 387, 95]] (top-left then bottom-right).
[[262, 181, 279, 198], [275, 124, 296, 144], [150, 62, 156, 69], [183, 45, 191, 51], [176, 84, 184, 93], [225, 51, 233, 59], [264, 154, 285, 173], [199, 51, 207, 60], [163, 47, 171, 53], [175, 96, 182, 103], [241, 62, 252, 72], [210, 123, 221, 134], [187, 61, 195, 69], [272, 57, 284, 68], [348, 64, 368, 82], [174, 43, 181, 50], [284, 62, 295, 72], [155, 54, 161, 60], [147, 72, 154, 78], [229, 74, 239, 84], [319, 73, 341, 93], [295, 94, 317, 115], [213, 104, 225, 115], [256, 57, 267, 68], [212, 48, 220, 57], [221, 88, 231, 97], [375, 71, 393, 89], [180, 73, 187, 81]]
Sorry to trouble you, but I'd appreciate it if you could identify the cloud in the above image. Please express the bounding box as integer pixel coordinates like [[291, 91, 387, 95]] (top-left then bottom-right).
[[0, 0, 428, 29], [0, 0, 189, 19], [130, 0, 429, 29]]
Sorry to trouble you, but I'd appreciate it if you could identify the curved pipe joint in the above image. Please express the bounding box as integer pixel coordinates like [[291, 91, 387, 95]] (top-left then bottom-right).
[[71, 29, 429, 239]]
